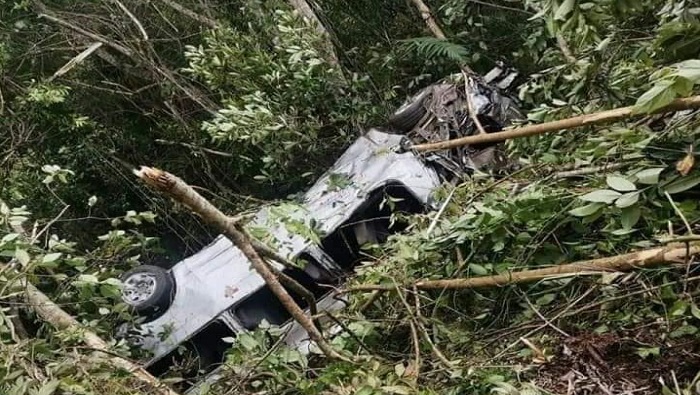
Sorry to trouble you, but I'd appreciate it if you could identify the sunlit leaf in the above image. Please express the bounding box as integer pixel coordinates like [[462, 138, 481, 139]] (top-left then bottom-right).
[[606, 176, 636, 192], [633, 80, 677, 114], [615, 192, 640, 208], [579, 189, 621, 204], [569, 203, 604, 217], [554, 0, 576, 21], [634, 168, 665, 185], [663, 173, 700, 194], [620, 205, 641, 229], [15, 249, 30, 266]]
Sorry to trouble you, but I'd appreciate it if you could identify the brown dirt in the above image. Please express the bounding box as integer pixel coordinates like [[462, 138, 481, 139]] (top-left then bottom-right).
[[534, 326, 700, 395]]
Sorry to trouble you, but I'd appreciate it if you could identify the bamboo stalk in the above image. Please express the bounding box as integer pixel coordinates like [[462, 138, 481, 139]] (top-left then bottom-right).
[[134, 166, 347, 361], [341, 243, 700, 292], [411, 95, 700, 152]]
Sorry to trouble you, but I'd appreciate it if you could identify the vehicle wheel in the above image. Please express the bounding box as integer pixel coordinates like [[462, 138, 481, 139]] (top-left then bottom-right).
[[388, 87, 431, 132], [121, 265, 175, 319]]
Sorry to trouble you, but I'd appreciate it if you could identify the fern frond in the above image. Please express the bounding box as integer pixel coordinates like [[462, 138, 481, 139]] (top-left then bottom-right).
[[398, 36, 468, 64]]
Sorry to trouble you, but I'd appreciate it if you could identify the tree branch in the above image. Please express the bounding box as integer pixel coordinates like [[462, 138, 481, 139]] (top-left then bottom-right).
[[156, 0, 219, 29], [341, 243, 700, 293], [134, 166, 348, 361], [411, 95, 700, 152]]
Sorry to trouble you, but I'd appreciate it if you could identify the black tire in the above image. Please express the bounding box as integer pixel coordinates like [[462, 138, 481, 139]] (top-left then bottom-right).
[[388, 87, 431, 132], [120, 265, 175, 319]]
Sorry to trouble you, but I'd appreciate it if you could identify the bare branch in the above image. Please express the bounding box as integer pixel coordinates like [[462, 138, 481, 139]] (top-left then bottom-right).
[[48, 42, 103, 82], [341, 243, 700, 293], [412, 95, 700, 152], [37, 11, 133, 57], [156, 0, 219, 29], [113, 0, 149, 41]]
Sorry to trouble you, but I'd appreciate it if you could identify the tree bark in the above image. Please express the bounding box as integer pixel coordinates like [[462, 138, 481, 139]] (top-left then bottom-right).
[[342, 243, 700, 292], [157, 0, 219, 29], [408, 0, 446, 39], [134, 166, 346, 361], [287, 0, 341, 67], [411, 95, 700, 152]]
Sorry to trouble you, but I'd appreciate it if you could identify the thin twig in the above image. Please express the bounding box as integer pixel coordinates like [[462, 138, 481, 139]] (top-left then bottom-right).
[[487, 287, 595, 363], [113, 0, 149, 40], [522, 293, 570, 337], [463, 72, 487, 135], [395, 285, 453, 369], [154, 139, 233, 158], [411, 95, 700, 152], [426, 186, 456, 235], [37, 11, 133, 57], [156, 0, 219, 29], [665, 191, 694, 236], [554, 163, 627, 179]]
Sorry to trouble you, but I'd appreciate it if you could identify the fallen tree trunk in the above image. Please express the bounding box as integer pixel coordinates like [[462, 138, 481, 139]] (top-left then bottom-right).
[[342, 243, 700, 292], [411, 95, 700, 152], [134, 166, 346, 361]]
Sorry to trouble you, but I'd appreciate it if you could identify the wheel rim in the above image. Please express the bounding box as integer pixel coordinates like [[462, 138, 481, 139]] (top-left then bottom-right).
[[122, 273, 158, 305], [396, 88, 431, 113]]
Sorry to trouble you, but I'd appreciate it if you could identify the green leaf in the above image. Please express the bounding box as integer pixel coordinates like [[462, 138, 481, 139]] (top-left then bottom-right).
[[691, 303, 700, 320], [635, 347, 660, 359], [611, 228, 636, 236], [569, 203, 604, 217], [670, 299, 688, 316], [663, 173, 700, 194], [579, 189, 621, 204], [670, 324, 698, 338], [635, 168, 665, 184], [15, 249, 30, 266], [615, 192, 640, 208], [469, 263, 488, 276], [42, 252, 62, 263], [675, 59, 700, 82], [394, 363, 406, 377], [536, 293, 556, 306], [36, 380, 60, 395], [633, 80, 677, 114], [239, 334, 258, 351], [620, 205, 641, 229], [554, 0, 576, 21], [606, 176, 636, 192]]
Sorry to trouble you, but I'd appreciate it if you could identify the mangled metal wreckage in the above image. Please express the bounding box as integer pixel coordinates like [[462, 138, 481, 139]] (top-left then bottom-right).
[[117, 67, 523, 392]]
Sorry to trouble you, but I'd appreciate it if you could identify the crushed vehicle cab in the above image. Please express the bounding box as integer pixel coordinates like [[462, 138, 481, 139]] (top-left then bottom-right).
[[116, 67, 523, 393]]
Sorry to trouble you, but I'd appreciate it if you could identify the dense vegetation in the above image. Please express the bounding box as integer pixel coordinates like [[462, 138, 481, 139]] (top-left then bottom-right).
[[1, 0, 700, 394]]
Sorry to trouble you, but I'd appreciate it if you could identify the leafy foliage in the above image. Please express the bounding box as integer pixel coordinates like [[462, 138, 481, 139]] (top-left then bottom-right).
[[2, 0, 700, 394]]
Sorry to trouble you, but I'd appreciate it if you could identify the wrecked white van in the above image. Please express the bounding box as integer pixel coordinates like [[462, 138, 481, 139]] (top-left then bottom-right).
[[117, 68, 523, 393]]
